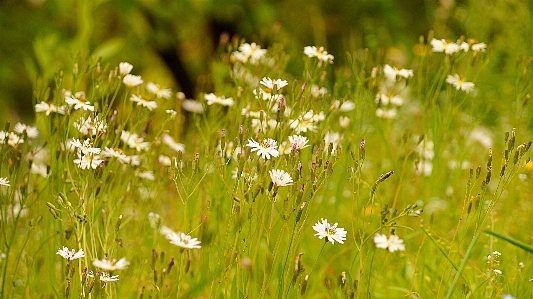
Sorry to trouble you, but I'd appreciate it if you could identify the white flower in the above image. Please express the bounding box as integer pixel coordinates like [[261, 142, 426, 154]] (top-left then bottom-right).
[[288, 135, 310, 150], [123, 74, 143, 87], [70, 139, 101, 155], [446, 74, 475, 93], [493, 269, 502, 275], [339, 101, 355, 112], [471, 43, 487, 53], [65, 94, 94, 111], [158, 155, 172, 166], [375, 107, 398, 119], [162, 134, 185, 153], [136, 170, 155, 180], [118, 62, 133, 76], [246, 138, 279, 159], [312, 218, 347, 244], [205, 93, 234, 106], [260, 77, 289, 90], [130, 94, 158, 110], [146, 82, 172, 99], [182, 100, 204, 113], [236, 43, 267, 64], [167, 232, 202, 249], [269, 169, 293, 187], [430, 38, 460, 55], [98, 272, 120, 283], [31, 163, 48, 178], [74, 115, 107, 136], [92, 257, 130, 271], [120, 131, 150, 152], [0, 177, 11, 187], [56, 247, 85, 260], [373, 233, 405, 252], [35, 102, 67, 115], [324, 131, 342, 154], [101, 147, 131, 164], [14, 123, 39, 139], [383, 65, 414, 82], [0, 131, 24, 147], [304, 46, 334, 63], [74, 153, 103, 170]]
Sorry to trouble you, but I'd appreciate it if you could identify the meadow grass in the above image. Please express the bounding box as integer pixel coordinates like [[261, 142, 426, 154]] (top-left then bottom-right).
[[1, 33, 532, 299]]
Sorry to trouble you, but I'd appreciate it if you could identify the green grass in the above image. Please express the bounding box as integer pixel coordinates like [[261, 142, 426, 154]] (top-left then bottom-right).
[[1, 31, 533, 299]]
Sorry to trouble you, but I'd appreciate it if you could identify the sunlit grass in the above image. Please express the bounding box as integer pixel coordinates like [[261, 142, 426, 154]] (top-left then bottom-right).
[[1, 33, 532, 299]]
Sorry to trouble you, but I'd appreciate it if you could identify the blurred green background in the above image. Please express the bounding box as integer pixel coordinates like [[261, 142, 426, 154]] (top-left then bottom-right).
[[1, 0, 532, 124]]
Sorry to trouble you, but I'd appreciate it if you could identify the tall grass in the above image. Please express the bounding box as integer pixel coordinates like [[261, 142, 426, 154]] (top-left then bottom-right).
[[1, 32, 532, 299]]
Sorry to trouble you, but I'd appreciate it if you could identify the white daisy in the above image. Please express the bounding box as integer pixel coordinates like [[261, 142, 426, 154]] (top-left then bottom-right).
[[146, 82, 172, 99], [92, 257, 130, 271], [246, 138, 279, 159], [123, 74, 143, 87], [205, 93, 234, 106], [269, 169, 293, 187], [167, 232, 202, 249], [312, 218, 347, 244], [288, 135, 310, 150], [430, 38, 460, 55], [373, 233, 405, 252], [304, 46, 334, 63], [56, 246, 85, 261], [130, 94, 158, 110], [118, 62, 133, 76], [446, 74, 475, 93]]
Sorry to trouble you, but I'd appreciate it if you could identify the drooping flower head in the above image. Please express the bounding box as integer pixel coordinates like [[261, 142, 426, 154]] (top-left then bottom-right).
[[269, 169, 294, 187]]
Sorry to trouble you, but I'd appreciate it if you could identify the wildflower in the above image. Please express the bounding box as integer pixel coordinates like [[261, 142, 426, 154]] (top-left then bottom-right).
[[70, 139, 101, 155], [375, 107, 398, 119], [167, 232, 202, 249], [146, 82, 172, 99], [0, 131, 24, 146], [158, 155, 172, 166], [74, 115, 107, 136], [162, 134, 185, 153], [375, 91, 404, 106], [205, 93, 234, 106], [0, 177, 10, 187], [148, 212, 161, 229], [383, 65, 414, 82], [118, 62, 133, 76], [182, 100, 204, 113], [373, 233, 405, 252], [310, 85, 328, 97], [98, 272, 120, 284], [136, 170, 155, 180], [123, 74, 143, 87], [493, 269, 502, 275], [260, 77, 289, 90], [288, 135, 310, 150], [502, 295, 516, 299], [65, 93, 95, 111], [446, 74, 475, 93], [246, 138, 279, 159], [56, 247, 85, 261], [120, 131, 150, 152], [35, 102, 67, 115], [234, 43, 267, 64], [166, 109, 177, 119], [339, 116, 350, 128], [430, 38, 460, 55], [130, 94, 158, 110], [13, 123, 39, 139], [74, 153, 104, 170], [472, 42, 487, 53], [31, 163, 48, 178], [101, 147, 130, 164], [269, 169, 294, 187], [324, 131, 342, 154], [92, 257, 130, 271], [304, 46, 334, 63], [312, 218, 347, 244]]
